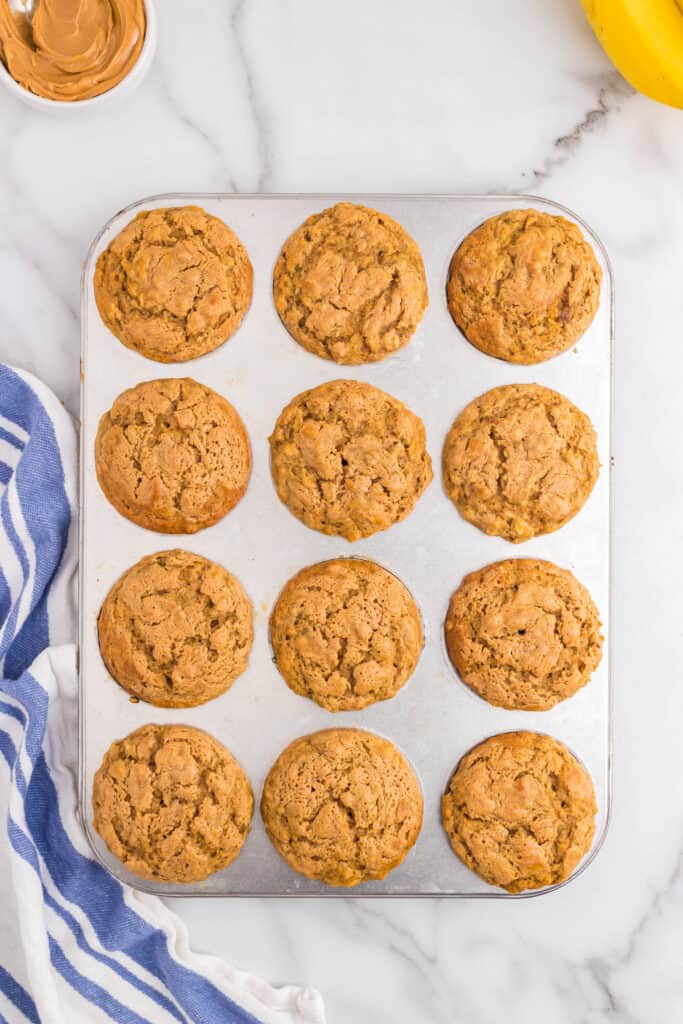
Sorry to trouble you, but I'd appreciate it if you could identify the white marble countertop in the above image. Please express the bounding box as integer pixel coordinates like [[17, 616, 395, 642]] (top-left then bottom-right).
[[2, 1, 682, 1020]]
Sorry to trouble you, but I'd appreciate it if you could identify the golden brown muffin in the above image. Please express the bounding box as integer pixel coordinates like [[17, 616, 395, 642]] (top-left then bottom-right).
[[92, 724, 253, 883], [270, 558, 422, 711], [95, 378, 251, 533], [441, 731, 596, 893], [261, 728, 423, 886], [273, 202, 428, 364], [269, 379, 432, 541], [447, 209, 601, 364], [445, 559, 603, 711], [98, 550, 253, 708], [94, 206, 253, 363], [442, 383, 599, 542]]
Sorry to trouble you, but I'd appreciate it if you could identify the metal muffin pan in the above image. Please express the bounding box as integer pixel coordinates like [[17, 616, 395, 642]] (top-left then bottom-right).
[[79, 193, 613, 897]]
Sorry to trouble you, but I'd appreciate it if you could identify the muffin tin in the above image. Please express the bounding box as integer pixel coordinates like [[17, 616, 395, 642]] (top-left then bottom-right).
[[79, 193, 613, 898]]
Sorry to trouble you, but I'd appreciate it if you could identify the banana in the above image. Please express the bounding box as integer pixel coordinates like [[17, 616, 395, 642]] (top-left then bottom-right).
[[580, 0, 683, 108]]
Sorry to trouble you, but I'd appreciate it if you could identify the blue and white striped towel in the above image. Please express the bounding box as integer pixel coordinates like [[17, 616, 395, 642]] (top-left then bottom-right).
[[0, 364, 325, 1024]]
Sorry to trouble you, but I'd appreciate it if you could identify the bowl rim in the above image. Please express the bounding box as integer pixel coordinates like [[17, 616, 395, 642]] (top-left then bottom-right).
[[0, 0, 157, 110]]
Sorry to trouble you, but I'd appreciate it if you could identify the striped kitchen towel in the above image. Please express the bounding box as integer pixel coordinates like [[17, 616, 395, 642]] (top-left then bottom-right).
[[0, 364, 325, 1024]]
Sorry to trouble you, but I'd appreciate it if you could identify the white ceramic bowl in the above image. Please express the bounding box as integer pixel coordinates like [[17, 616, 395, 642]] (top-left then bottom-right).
[[0, 0, 157, 113]]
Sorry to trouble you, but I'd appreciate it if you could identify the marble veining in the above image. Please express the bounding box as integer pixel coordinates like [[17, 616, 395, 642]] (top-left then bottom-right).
[[527, 71, 636, 185], [1, 0, 682, 1020], [230, 0, 273, 192]]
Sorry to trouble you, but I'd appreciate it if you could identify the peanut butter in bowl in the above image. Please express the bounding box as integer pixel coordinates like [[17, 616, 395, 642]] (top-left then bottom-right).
[[0, 0, 147, 103]]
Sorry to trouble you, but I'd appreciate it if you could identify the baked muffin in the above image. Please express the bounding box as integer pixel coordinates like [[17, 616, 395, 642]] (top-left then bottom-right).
[[270, 558, 422, 711], [269, 379, 432, 540], [95, 377, 251, 533], [92, 724, 253, 883], [447, 209, 601, 364], [273, 202, 428, 364], [98, 550, 253, 708], [441, 731, 597, 892], [94, 206, 253, 363], [442, 383, 599, 542], [261, 728, 423, 886], [445, 559, 603, 710]]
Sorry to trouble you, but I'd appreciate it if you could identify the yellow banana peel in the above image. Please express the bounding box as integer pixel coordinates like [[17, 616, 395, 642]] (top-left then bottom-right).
[[580, 0, 683, 108]]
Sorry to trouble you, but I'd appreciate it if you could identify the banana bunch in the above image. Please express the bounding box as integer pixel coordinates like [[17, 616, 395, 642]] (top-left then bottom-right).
[[580, 0, 683, 108]]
